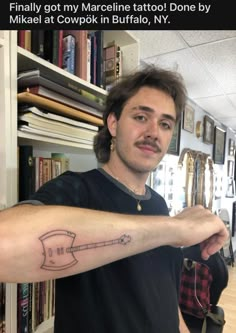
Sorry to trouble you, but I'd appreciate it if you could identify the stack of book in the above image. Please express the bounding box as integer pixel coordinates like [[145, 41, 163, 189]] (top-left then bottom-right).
[[17, 67, 105, 147]]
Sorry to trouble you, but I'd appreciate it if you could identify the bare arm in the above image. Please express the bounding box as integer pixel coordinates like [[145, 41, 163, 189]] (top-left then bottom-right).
[[0, 204, 228, 282]]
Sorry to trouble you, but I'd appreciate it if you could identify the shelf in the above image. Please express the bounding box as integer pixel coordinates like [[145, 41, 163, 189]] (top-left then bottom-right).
[[103, 30, 138, 47], [18, 130, 93, 153], [17, 47, 107, 99]]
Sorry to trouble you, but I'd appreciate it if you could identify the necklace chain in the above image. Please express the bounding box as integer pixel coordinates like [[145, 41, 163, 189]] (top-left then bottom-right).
[[104, 166, 145, 211]]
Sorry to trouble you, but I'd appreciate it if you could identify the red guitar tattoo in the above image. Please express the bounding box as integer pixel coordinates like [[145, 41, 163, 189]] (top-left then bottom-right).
[[40, 230, 131, 271]]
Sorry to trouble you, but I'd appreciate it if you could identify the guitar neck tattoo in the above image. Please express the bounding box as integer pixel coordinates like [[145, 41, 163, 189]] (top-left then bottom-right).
[[40, 230, 132, 271]]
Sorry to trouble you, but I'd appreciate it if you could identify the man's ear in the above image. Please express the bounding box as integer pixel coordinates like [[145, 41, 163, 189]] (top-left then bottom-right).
[[107, 112, 118, 137]]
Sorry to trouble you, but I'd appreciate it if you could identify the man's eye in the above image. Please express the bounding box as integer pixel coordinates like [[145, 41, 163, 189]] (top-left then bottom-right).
[[135, 115, 147, 122], [161, 122, 171, 129]]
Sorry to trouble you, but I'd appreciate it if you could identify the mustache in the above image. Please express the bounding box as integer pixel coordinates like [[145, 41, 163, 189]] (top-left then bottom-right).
[[135, 140, 162, 153]]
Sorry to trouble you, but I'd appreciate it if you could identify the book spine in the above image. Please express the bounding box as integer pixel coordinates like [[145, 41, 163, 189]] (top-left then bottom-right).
[[17, 283, 29, 333], [42, 158, 52, 184], [63, 34, 76, 75], [89, 32, 97, 85], [51, 159, 62, 178], [58, 30, 64, 68], [104, 43, 117, 86], [18, 30, 25, 48], [18, 145, 34, 201], [52, 30, 60, 66], [31, 30, 44, 58], [44, 31, 53, 63], [87, 34, 91, 83], [24, 30, 32, 52], [95, 30, 104, 89], [78, 30, 88, 81]]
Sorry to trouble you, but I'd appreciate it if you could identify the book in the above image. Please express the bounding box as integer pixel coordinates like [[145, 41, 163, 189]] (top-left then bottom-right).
[[17, 283, 30, 333], [19, 85, 103, 118], [87, 34, 91, 83], [63, 34, 76, 75], [18, 111, 97, 141], [24, 30, 31, 52], [19, 106, 99, 131], [18, 30, 25, 48], [42, 158, 52, 184], [95, 30, 104, 88], [18, 124, 94, 147], [17, 92, 103, 127], [34, 156, 44, 191], [17, 69, 105, 111], [89, 31, 97, 85], [63, 30, 88, 80], [52, 30, 63, 68], [51, 159, 62, 179], [31, 30, 45, 58], [18, 145, 34, 201], [51, 153, 70, 173], [104, 42, 122, 87]]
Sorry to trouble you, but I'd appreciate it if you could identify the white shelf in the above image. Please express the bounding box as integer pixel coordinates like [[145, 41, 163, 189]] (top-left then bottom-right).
[[18, 130, 93, 152], [104, 30, 138, 47]]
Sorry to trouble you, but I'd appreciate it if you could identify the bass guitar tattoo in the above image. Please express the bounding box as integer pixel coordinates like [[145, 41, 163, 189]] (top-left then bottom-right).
[[40, 230, 131, 271]]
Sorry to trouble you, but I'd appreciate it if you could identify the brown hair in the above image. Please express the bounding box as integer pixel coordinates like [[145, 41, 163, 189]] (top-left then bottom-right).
[[93, 65, 187, 163]]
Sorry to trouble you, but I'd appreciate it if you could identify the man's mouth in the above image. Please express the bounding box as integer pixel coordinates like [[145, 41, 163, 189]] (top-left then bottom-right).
[[136, 141, 161, 153]]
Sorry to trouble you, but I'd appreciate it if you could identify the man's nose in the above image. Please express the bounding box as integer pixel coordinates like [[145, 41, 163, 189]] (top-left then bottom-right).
[[144, 122, 159, 140]]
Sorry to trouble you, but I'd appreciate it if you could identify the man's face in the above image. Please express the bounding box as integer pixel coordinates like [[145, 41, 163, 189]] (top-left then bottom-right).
[[107, 86, 177, 174]]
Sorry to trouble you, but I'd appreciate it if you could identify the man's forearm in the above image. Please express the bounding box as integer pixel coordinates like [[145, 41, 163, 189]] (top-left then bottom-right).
[[0, 204, 173, 282], [0, 204, 228, 283]]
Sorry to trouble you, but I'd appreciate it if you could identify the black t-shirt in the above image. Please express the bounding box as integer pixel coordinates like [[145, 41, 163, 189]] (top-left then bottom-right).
[[30, 169, 183, 333]]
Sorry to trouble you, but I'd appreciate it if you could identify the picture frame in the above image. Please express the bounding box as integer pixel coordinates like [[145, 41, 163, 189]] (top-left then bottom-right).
[[228, 138, 236, 156], [213, 126, 226, 164], [183, 104, 194, 133], [167, 120, 181, 155], [203, 115, 214, 144], [227, 160, 234, 178]]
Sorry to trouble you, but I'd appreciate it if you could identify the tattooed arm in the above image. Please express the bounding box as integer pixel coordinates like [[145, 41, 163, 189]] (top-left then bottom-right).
[[0, 204, 228, 282]]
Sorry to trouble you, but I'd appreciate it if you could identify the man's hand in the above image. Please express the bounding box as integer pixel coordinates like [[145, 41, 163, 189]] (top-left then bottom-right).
[[172, 205, 229, 259]]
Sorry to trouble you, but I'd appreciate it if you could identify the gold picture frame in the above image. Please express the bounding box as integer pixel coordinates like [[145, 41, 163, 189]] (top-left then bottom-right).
[[183, 104, 194, 133]]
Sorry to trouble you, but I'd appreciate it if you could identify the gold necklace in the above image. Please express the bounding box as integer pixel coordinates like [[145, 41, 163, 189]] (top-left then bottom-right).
[[104, 167, 145, 211]]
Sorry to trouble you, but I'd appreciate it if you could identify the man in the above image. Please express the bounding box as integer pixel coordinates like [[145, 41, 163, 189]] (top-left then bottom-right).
[[0, 66, 228, 333]]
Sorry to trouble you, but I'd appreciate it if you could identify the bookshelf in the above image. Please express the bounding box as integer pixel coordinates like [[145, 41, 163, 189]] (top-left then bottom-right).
[[0, 30, 139, 333]]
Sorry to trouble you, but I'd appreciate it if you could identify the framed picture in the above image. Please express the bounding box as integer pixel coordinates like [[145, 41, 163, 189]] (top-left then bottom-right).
[[167, 120, 181, 155], [183, 104, 194, 133], [227, 160, 235, 177], [213, 126, 226, 164], [203, 115, 214, 144], [228, 138, 236, 156]]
